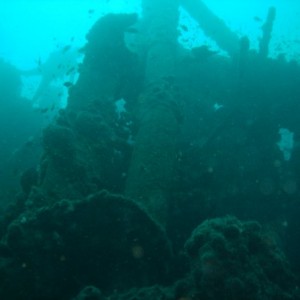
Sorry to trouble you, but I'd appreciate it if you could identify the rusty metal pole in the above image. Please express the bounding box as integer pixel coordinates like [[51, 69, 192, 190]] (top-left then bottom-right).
[[180, 0, 240, 58], [125, 0, 180, 227]]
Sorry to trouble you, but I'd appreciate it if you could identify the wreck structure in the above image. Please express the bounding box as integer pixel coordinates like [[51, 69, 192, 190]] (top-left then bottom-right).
[[0, 0, 300, 299]]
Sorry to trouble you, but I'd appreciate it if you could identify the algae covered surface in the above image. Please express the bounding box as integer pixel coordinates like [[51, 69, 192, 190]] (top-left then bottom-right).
[[0, 1, 300, 299]]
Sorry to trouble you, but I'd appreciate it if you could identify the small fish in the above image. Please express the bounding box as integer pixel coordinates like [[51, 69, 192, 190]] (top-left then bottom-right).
[[13, 167, 20, 177], [78, 46, 86, 54], [181, 38, 190, 43], [64, 81, 73, 88], [213, 103, 224, 111], [88, 9, 95, 14], [36, 57, 42, 67], [253, 16, 262, 22], [192, 45, 218, 60], [62, 45, 71, 53], [125, 27, 139, 34], [66, 67, 76, 75], [25, 136, 35, 146], [180, 24, 189, 32], [40, 107, 49, 113]]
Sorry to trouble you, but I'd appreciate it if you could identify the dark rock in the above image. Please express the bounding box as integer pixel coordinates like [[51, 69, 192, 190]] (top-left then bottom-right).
[[184, 216, 298, 300], [0, 190, 172, 300]]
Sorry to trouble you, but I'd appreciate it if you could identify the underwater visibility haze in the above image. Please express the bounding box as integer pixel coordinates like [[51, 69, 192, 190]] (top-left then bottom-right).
[[1, 0, 300, 299]]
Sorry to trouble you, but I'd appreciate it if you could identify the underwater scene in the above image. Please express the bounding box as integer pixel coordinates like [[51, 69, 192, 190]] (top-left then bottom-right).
[[1, 0, 300, 299]]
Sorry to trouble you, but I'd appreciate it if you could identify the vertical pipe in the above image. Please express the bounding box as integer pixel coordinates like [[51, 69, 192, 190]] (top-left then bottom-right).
[[125, 0, 180, 227], [259, 7, 276, 58]]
